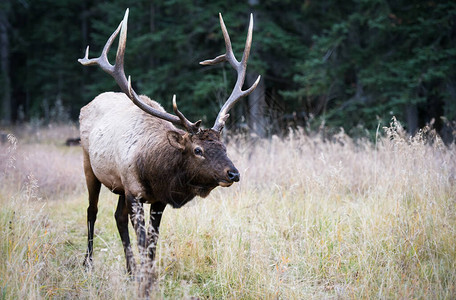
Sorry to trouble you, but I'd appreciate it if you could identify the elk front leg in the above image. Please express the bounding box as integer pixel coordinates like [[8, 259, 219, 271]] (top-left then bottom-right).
[[147, 202, 167, 263], [115, 194, 136, 274]]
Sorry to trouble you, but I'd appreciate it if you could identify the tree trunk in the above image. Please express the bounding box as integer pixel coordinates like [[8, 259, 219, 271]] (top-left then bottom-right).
[[0, 8, 11, 125], [247, 72, 266, 137], [246, 0, 266, 137], [405, 103, 418, 135]]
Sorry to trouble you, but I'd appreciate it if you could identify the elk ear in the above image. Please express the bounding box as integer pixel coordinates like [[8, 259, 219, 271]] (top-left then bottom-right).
[[167, 131, 186, 151]]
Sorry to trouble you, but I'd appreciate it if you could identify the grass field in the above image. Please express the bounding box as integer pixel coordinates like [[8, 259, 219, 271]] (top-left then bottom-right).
[[1, 120, 455, 299]]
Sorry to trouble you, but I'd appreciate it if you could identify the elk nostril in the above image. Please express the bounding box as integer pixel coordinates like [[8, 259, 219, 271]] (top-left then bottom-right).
[[227, 170, 240, 182]]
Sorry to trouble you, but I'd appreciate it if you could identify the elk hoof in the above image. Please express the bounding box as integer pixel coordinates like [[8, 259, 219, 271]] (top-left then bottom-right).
[[83, 256, 93, 271]]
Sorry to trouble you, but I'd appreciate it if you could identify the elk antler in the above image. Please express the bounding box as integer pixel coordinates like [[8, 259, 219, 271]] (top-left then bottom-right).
[[78, 9, 201, 133], [200, 13, 261, 132]]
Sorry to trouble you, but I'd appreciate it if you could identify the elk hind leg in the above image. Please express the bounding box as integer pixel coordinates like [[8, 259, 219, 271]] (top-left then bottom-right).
[[83, 152, 101, 268], [115, 194, 136, 274]]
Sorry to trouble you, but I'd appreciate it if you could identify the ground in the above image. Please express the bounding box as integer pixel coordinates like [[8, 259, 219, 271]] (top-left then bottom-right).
[[1, 121, 455, 298]]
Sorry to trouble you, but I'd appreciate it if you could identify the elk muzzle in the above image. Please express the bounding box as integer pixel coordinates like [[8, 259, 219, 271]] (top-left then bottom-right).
[[219, 167, 240, 187], [227, 169, 240, 182]]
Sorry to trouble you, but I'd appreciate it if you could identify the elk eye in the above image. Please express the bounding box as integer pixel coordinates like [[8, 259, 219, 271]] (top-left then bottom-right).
[[194, 147, 203, 156]]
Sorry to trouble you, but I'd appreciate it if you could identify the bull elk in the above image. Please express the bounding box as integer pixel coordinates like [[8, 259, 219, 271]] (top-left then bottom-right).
[[78, 9, 260, 274]]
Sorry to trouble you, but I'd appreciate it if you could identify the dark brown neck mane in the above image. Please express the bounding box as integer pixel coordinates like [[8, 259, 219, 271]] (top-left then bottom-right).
[[135, 130, 219, 208]]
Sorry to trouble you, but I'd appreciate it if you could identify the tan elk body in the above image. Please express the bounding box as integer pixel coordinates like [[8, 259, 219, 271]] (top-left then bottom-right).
[[78, 9, 260, 274], [80, 92, 169, 198]]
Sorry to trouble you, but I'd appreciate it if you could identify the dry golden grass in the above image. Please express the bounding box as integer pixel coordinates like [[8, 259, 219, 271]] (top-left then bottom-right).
[[1, 120, 455, 299], [0, 124, 84, 199]]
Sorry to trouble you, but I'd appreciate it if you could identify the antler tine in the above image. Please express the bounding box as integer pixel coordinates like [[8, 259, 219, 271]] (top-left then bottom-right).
[[173, 95, 202, 132], [240, 14, 253, 70], [115, 9, 128, 72], [78, 9, 200, 133], [78, 18, 122, 73], [200, 13, 261, 132]]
